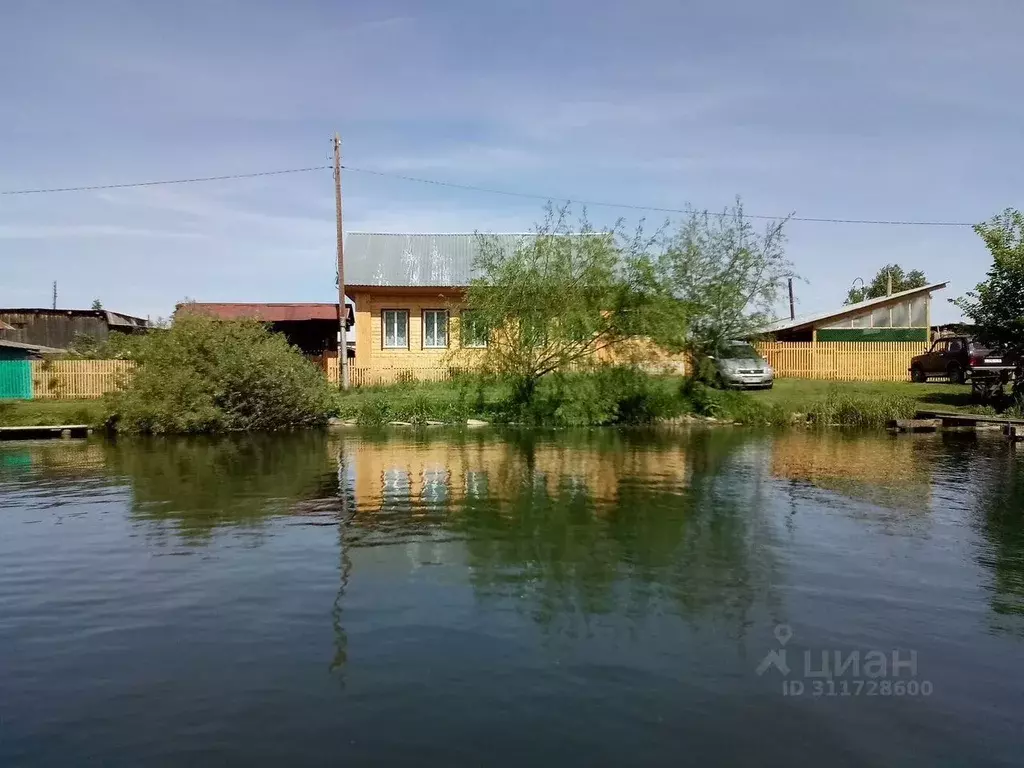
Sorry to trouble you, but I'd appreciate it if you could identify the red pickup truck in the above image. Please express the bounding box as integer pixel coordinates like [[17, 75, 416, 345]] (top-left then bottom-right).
[[909, 336, 1016, 384]]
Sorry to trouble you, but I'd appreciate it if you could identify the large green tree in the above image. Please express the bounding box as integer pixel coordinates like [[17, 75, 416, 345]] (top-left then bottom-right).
[[465, 201, 793, 391], [953, 208, 1024, 354], [845, 264, 927, 304], [655, 199, 793, 354], [465, 206, 685, 395]]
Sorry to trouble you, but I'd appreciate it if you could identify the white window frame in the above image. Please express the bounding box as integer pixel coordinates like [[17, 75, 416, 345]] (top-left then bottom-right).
[[382, 309, 409, 349], [422, 309, 449, 349], [460, 311, 489, 348]]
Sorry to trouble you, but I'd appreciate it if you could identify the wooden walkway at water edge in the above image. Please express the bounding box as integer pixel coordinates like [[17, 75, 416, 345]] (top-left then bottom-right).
[[0, 425, 93, 441], [890, 410, 1024, 441]]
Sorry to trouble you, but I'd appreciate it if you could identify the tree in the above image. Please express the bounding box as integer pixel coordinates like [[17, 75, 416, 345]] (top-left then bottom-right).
[[103, 310, 334, 433], [655, 199, 793, 355], [845, 265, 927, 305], [953, 209, 1024, 356], [464, 205, 685, 397], [91, 299, 104, 310]]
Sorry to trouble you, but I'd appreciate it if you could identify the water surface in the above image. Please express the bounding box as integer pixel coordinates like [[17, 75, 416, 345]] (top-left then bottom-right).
[[1, 428, 1022, 766]]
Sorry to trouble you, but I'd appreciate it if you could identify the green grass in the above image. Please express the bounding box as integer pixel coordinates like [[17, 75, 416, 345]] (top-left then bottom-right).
[[334, 378, 511, 425], [0, 377, 990, 433], [0, 399, 106, 427], [749, 379, 992, 415]]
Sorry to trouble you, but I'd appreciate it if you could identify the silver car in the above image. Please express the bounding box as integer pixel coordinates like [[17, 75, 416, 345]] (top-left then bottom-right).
[[711, 342, 774, 390]]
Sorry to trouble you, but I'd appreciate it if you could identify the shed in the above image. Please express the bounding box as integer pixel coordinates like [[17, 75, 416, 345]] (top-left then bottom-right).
[[0, 339, 62, 399], [0, 308, 150, 350], [759, 282, 948, 343], [180, 302, 354, 357]]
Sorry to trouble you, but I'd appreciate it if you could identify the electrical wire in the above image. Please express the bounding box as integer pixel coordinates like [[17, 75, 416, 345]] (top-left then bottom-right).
[[0, 162, 979, 227]]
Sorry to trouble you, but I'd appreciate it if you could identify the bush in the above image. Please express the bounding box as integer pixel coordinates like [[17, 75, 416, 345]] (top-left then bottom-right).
[[501, 366, 682, 426], [679, 379, 790, 426], [805, 391, 916, 429], [103, 314, 334, 433]]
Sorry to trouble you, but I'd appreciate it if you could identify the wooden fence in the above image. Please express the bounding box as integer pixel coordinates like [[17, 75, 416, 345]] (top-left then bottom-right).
[[754, 341, 927, 382], [20, 342, 923, 400], [326, 358, 460, 387], [30, 359, 135, 399]]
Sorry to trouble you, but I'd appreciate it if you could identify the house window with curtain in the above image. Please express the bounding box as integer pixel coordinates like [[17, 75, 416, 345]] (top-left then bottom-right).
[[382, 309, 409, 349], [422, 309, 448, 348]]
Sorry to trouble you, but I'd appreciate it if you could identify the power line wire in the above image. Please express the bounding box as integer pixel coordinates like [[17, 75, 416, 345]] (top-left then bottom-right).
[[0, 162, 979, 227], [340, 165, 976, 227], [0, 166, 331, 196]]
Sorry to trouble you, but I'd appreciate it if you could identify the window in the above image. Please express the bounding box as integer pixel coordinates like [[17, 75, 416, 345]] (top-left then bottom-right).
[[930, 340, 949, 354], [870, 307, 891, 328], [461, 311, 489, 348], [890, 301, 910, 328], [422, 310, 448, 349], [948, 339, 964, 354], [382, 310, 409, 349]]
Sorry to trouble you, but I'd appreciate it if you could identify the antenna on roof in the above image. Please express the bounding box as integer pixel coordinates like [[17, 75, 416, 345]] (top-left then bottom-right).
[[52, 281, 57, 310]]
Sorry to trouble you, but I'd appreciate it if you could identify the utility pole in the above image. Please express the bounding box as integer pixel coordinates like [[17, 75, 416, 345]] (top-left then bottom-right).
[[52, 281, 57, 310], [334, 133, 349, 390], [787, 278, 795, 321]]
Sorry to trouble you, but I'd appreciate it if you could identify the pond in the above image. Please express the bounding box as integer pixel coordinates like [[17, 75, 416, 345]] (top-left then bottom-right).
[[1, 428, 1022, 766]]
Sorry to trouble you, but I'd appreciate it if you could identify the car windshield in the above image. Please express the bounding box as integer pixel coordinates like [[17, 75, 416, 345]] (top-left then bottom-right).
[[721, 344, 760, 360]]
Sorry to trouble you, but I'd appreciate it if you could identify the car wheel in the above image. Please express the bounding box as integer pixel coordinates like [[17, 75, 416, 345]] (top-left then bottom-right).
[[947, 362, 965, 385], [910, 365, 926, 383]]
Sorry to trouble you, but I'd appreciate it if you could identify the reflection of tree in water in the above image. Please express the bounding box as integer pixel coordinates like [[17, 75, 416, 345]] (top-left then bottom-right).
[[447, 429, 780, 634], [960, 439, 1024, 633], [330, 442, 355, 683], [101, 433, 339, 541]]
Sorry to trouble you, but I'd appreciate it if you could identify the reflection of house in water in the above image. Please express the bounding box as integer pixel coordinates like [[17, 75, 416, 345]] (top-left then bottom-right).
[[345, 436, 692, 513], [770, 432, 932, 512]]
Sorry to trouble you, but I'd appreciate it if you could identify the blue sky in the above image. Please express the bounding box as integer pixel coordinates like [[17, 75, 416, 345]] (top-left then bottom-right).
[[2, 0, 1022, 323]]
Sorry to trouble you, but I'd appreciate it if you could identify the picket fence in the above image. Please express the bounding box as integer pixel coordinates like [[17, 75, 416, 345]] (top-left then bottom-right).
[[754, 341, 928, 382], [30, 359, 136, 399]]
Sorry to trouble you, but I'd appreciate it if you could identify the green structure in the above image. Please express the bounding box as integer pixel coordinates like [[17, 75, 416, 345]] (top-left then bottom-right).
[[0, 343, 33, 399], [761, 282, 947, 343]]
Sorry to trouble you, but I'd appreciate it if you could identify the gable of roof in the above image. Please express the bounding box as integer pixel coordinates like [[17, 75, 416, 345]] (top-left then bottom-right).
[[344, 233, 532, 287], [761, 281, 949, 334]]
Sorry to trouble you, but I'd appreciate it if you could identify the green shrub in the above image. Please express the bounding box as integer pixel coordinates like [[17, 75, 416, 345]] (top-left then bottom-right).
[[355, 395, 390, 425], [103, 313, 334, 434], [805, 391, 915, 429], [499, 366, 681, 426], [679, 379, 790, 426]]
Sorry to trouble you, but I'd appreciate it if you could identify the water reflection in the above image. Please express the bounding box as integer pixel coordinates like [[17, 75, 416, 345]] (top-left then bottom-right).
[[3, 429, 1024, 765], [2, 427, 1023, 641]]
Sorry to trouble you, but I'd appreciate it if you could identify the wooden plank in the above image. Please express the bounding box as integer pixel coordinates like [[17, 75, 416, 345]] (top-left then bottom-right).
[[0, 424, 92, 440], [889, 419, 942, 433]]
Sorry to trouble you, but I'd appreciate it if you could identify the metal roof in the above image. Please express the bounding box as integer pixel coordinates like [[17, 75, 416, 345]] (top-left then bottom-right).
[[0, 338, 65, 354], [761, 281, 949, 334], [344, 233, 532, 287], [0, 308, 149, 327]]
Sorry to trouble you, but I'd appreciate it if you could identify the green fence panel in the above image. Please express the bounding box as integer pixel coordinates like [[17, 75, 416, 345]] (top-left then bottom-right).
[[0, 359, 33, 399]]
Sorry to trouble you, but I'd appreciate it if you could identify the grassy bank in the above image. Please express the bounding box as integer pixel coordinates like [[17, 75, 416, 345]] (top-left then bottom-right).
[[0, 399, 106, 427], [0, 376, 992, 432], [332, 372, 970, 429], [750, 379, 987, 415]]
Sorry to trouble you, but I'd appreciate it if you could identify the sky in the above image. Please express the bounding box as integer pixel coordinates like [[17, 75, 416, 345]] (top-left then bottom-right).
[[2, 0, 1022, 323]]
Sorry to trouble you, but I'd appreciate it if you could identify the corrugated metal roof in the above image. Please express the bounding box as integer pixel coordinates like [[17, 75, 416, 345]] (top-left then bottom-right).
[[0, 338, 65, 354], [184, 303, 352, 323], [344, 233, 532, 287], [0, 308, 149, 326], [760, 281, 948, 334]]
